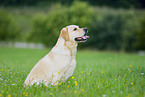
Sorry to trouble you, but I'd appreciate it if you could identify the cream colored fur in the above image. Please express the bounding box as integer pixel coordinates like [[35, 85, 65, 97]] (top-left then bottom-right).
[[24, 25, 86, 86]]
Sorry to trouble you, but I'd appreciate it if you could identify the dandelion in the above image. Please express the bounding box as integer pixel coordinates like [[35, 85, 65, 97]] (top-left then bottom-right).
[[6, 92, 8, 94], [50, 93, 53, 95], [81, 71, 83, 73], [23, 92, 25, 95], [58, 71, 60, 74], [58, 83, 61, 85], [131, 82, 133, 85], [0, 94, 1, 96], [1, 68, 3, 71], [74, 90, 77, 94], [101, 71, 104, 73], [81, 89, 84, 92], [2, 91, 4, 93], [126, 94, 131, 97], [128, 68, 131, 72], [8, 94, 11, 97], [67, 85, 69, 87], [63, 90, 66, 93], [72, 76, 75, 79]]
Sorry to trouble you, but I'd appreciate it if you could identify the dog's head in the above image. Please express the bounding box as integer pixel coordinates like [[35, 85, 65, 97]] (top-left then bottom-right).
[[60, 25, 89, 43]]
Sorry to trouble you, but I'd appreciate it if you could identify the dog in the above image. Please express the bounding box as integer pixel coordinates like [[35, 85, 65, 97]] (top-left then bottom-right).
[[24, 25, 89, 86]]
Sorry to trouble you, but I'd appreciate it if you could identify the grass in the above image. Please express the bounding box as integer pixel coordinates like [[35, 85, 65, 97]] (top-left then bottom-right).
[[0, 47, 145, 97]]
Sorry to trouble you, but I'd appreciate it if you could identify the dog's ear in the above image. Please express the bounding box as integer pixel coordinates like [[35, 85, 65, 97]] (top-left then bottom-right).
[[60, 27, 69, 41]]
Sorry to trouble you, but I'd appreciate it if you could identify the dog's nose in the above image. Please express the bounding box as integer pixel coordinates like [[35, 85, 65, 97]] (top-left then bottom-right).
[[83, 27, 88, 34]]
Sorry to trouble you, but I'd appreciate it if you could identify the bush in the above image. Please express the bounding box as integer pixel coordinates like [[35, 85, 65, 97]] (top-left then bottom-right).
[[135, 16, 145, 50], [0, 10, 19, 41], [86, 9, 139, 51], [28, 2, 143, 51], [29, 2, 95, 47]]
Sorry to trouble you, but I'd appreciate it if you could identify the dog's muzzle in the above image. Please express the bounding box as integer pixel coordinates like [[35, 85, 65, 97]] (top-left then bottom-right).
[[75, 27, 89, 42]]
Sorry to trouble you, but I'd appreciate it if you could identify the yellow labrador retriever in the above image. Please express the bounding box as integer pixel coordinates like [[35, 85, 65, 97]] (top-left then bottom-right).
[[24, 25, 89, 86]]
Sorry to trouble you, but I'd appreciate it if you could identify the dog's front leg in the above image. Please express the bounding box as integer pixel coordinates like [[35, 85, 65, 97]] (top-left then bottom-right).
[[51, 72, 62, 86]]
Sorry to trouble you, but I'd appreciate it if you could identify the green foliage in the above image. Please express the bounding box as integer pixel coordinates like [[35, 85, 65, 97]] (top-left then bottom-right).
[[29, 2, 95, 46], [28, 2, 143, 51], [0, 10, 19, 41], [135, 16, 145, 50], [0, 2, 144, 51], [0, 0, 144, 9], [87, 10, 139, 51]]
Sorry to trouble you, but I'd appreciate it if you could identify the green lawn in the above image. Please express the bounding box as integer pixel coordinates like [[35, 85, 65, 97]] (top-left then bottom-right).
[[0, 47, 145, 97]]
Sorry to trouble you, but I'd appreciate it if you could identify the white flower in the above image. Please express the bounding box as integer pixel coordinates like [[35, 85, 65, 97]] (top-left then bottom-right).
[[12, 84, 15, 85], [103, 94, 106, 97], [141, 73, 144, 75]]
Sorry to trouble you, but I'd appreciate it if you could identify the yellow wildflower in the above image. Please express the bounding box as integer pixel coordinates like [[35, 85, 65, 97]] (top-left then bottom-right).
[[67, 85, 69, 87], [81, 89, 84, 92], [126, 94, 131, 97], [23, 92, 25, 95], [128, 68, 131, 72], [63, 90, 66, 93], [72, 76, 75, 79], [81, 71, 83, 73], [2, 91, 4, 93], [8, 94, 11, 97], [50, 93, 53, 95], [129, 65, 131, 67], [1, 68, 3, 71], [74, 90, 77, 94], [6, 92, 8, 94], [131, 82, 133, 85], [0, 94, 1, 96], [58, 83, 61, 85], [101, 71, 104, 73], [58, 71, 60, 74]]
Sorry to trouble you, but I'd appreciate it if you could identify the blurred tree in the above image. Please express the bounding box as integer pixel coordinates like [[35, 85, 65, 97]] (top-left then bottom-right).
[[135, 16, 145, 50], [0, 0, 145, 9], [0, 10, 19, 41]]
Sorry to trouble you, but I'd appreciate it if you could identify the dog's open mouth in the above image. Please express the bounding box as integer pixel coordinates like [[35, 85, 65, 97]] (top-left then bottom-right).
[[75, 36, 89, 42]]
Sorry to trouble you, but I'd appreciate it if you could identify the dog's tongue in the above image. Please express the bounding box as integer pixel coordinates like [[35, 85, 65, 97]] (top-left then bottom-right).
[[82, 36, 89, 39]]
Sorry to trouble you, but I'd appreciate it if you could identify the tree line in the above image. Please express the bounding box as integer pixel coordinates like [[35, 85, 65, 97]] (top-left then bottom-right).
[[0, 0, 145, 9]]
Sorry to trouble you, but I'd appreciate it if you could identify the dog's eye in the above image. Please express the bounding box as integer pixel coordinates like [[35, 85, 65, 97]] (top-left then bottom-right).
[[73, 28, 77, 31]]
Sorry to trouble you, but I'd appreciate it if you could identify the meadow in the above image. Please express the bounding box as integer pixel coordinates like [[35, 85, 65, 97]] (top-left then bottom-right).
[[0, 47, 145, 97]]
